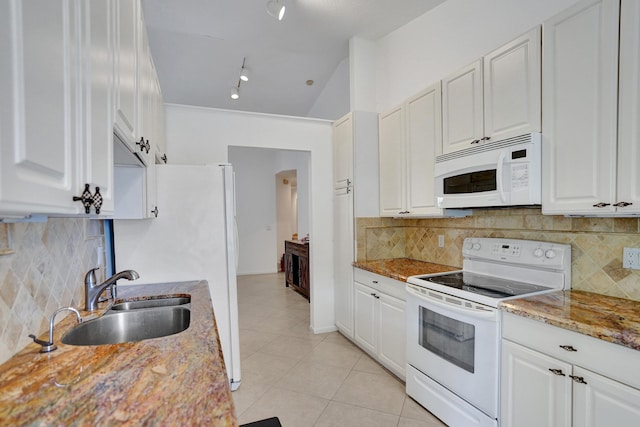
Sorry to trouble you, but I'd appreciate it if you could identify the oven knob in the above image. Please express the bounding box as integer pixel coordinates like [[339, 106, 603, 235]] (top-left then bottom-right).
[[472, 243, 481, 250], [533, 248, 544, 258], [464, 242, 473, 250], [545, 249, 556, 259]]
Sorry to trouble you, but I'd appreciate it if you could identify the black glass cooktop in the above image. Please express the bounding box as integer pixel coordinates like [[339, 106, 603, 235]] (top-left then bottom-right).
[[417, 272, 552, 299]]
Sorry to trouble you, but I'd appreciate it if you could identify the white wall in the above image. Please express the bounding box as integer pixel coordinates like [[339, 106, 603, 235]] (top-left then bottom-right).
[[306, 57, 350, 120], [229, 147, 310, 275], [228, 147, 277, 275], [165, 104, 335, 333], [374, 0, 581, 112]]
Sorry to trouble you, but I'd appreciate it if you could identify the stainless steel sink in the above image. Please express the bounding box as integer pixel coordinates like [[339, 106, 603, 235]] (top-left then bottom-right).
[[61, 306, 190, 346], [109, 296, 190, 311]]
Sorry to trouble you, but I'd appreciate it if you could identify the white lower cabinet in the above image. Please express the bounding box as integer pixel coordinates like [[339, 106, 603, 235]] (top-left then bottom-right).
[[501, 312, 640, 427], [353, 269, 406, 380]]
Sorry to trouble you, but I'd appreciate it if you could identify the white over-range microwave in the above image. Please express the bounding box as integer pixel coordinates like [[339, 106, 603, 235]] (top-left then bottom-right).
[[435, 133, 541, 209]]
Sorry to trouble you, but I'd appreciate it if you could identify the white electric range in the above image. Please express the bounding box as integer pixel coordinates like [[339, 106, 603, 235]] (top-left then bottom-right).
[[405, 237, 571, 427]]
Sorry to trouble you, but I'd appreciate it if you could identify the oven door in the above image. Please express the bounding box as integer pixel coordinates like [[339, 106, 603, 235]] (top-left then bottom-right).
[[406, 284, 499, 418]]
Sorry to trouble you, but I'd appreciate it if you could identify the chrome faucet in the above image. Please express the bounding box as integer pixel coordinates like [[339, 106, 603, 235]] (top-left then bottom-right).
[[84, 268, 140, 311], [29, 307, 82, 353]]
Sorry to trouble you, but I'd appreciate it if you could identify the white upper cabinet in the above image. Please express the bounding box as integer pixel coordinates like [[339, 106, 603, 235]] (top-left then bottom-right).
[[542, 0, 639, 215], [442, 27, 541, 154], [114, 0, 139, 150], [80, 0, 116, 215], [405, 84, 444, 216], [378, 106, 406, 216], [333, 113, 354, 189], [0, 0, 116, 217], [0, 0, 79, 216], [484, 28, 541, 143], [442, 60, 484, 154]]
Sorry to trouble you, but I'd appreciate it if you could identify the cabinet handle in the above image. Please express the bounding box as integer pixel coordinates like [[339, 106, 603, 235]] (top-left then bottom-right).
[[613, 201, 633, 207], [370, 293, 380, 299], [161, 154, 168, 164], [73, 184, 94, 214], [92, 187, 102, 215], [151, 206, 159, 217], [470, 139, 480, 144], [548, 369, 565, 376], [592, 202, 611, 208], [372, 281, 378, 284], [569, 375, 587, 385], [136, 137, 151, 154], [481, 136, 491, 141], [559, 345, 577, 352], [398, 210, 410, 214]]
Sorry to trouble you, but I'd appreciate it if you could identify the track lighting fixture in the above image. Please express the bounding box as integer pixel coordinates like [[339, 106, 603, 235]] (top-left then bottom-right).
[[230, 86, 239, 100], [239, 58, 249, 82], [266, 0, 286, 21]]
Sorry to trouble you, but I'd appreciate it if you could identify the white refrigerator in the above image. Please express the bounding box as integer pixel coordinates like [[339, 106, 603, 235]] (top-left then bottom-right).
[[113, 164, 241, 390]]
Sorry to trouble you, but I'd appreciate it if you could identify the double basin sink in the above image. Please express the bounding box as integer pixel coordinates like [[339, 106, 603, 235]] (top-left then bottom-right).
[[62, 295, 191, 346]]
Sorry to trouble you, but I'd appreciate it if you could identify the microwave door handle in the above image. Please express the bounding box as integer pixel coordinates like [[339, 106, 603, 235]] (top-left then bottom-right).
[[496, 151, 507, 203], [407, 286, 496, 319]]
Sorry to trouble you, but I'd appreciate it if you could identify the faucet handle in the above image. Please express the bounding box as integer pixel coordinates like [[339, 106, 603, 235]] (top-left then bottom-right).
[[84, 267, 100, 286], [28, 334, 52, 347]]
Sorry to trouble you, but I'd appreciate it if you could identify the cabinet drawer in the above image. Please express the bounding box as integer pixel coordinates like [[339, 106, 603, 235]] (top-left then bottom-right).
[[502, 312, 640, 390], [354, 268, 405, 301]]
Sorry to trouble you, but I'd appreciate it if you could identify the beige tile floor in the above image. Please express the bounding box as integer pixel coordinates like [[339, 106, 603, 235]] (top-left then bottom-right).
[[233, 273, 447, 427]]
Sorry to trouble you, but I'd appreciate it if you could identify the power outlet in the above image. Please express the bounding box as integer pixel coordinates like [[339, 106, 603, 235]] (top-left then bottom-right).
[[438, 235, 445, 248], [623, 247, 640, 270]]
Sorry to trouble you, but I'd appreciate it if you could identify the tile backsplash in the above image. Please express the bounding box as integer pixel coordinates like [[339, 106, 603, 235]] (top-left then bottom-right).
[[0, 219, 106, 364], [357, 209, 640, 302]]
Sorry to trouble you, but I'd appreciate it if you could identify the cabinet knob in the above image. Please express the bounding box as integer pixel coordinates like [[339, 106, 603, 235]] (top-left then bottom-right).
[[613, 201, 632, 207], [73, 184, 94, 214], [559, 345, 577, 352], [592, 202, 611, 208], [161, 154, 168, 164], [136, 137, 151, 154], [92, 187, 102, 214], [151, 206, 159, 217], [569, 375, 587, 385], [548, 368, 565, 376]]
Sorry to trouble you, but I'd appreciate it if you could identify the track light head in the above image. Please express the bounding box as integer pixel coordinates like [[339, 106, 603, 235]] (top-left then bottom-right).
[[266, 0, 286, 21]]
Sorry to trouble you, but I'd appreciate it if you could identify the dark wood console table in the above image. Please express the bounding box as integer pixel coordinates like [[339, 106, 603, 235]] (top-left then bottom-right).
[[284, 240, 309, 301]]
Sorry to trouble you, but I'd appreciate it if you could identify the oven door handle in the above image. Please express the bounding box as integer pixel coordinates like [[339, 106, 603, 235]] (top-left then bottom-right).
[[407, 286, 497, 319]]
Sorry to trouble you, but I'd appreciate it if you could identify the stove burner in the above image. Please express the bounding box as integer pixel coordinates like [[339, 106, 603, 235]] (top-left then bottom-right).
[[419, 272, 552, 299]]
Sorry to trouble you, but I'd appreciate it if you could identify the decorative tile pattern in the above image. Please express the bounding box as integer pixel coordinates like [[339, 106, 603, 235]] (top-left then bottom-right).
[[357, 209, 640, 301], [0, 219, 105, 364]]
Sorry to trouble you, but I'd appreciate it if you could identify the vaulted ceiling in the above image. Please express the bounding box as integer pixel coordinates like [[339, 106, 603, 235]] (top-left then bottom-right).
[[142, 0, 446, 117]]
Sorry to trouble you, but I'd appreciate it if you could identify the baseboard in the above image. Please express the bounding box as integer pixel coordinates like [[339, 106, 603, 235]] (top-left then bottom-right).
[[312, 325, 338, 334]]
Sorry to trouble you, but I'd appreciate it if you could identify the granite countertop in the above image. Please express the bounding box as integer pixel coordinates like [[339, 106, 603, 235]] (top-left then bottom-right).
[[353, 258, 460, 282], [500, 290, 640, 351], [0, 280, 237, 426]]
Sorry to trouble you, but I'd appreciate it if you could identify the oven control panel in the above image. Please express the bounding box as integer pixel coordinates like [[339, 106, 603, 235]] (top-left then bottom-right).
[[462, 237, 571, 269]]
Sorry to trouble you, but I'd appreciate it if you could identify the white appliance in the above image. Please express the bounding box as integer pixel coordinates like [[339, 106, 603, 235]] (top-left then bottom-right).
[[113, 164, 241, 391], [435, 133, 541, 209], [406, 238, 571, 427]]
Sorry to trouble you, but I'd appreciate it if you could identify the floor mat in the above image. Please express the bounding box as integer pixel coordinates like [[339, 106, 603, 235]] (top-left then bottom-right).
[[239, 417, 282, 427]]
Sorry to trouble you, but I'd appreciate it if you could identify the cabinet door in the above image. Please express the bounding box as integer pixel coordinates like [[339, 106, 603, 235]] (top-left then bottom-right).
[[284, 253, 293, 286], [354, 282, 377, 355], [377, 293, 405, 379], [616, 0, 640, 214], [299, 254, 309, 296], [378, 106, 405, 216], [542, 0, 620, 215], [572, 366, 640, 427], [333, 113, 353, 189], [501, 340, 572, 427], [442, 60, 483, 154], [0, 0, 79, 215], [334, 187, 354, 338], [114, 0, 138, 148], [484, 27, 541, 142], [405, 83, 442, 216], [80, 0, 115, 215]]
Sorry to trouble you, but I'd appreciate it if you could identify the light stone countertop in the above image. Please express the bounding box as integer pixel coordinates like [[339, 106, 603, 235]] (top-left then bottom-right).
[[0, 280, 237, 426], [500, 290, 640, 351], [353, 258, 459, 282]]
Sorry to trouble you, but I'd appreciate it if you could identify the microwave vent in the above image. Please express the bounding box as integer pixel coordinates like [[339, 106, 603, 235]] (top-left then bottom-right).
[[436, 133, 537, 163]]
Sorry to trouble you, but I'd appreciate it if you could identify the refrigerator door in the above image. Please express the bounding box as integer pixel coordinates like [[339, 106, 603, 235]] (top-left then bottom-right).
[[113, 164, 241, 388]]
